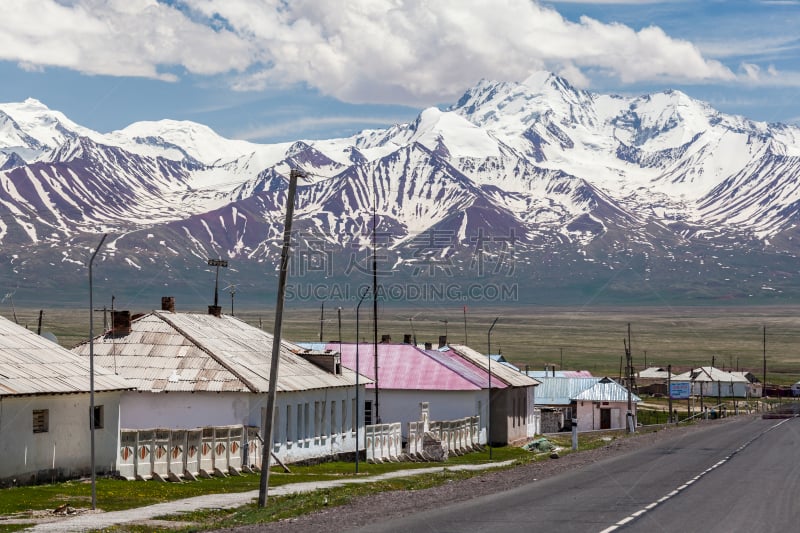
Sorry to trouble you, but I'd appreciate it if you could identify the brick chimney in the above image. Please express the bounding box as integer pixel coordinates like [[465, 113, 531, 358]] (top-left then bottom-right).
[[161, 296, 175, 313], [403, 334, 412, 344], [111, 310, 131, 336], [438, 335, 447, 348], [381, 334, 392, 343], [424, 342, 432, 350], [208, 305, 222, 317]]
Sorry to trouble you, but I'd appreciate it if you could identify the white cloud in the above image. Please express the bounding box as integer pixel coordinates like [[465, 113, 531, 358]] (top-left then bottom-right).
[[0, 0, 742, 105], [0, 0, 252, 79], [235, 115, 410, 141]]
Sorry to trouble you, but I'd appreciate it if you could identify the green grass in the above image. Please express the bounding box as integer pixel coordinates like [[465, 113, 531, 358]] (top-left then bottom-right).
[[0, 427, 698, 532]]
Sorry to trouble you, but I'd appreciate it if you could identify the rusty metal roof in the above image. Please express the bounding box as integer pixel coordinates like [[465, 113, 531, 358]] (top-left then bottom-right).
[[0, 315, 133, 397], [72, 311, 361, 393]]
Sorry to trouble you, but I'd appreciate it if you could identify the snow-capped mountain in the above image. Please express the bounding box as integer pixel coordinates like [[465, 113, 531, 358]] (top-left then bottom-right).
[[3, 73, 800, 307]]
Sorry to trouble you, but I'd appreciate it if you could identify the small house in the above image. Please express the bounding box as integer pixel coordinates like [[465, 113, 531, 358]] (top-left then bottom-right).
[[72, 299, 368, 465], [0, 315, 132, 486]]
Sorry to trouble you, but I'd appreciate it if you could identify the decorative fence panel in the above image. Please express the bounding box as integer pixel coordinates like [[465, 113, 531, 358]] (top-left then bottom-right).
[[365, 422, 402, 463], [119, 425, 249, 482]]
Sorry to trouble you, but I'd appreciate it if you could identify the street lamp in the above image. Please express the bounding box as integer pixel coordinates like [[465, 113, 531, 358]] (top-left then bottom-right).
[[487, 316, 499, 459], [355, 286, 370, 473], [88, 233, 107, 510]]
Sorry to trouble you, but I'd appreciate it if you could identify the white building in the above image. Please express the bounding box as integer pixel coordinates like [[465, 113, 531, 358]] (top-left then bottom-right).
[[672, 367, 754, 398], [0, 315, 132, 486], [72, 299, 368, 465]]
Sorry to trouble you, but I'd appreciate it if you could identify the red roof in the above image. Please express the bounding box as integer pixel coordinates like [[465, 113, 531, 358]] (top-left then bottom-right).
[[328, 343, 507, 391]]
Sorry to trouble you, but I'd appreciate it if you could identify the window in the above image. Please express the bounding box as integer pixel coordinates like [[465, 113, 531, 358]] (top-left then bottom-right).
[[296, 404, 303, 442], [93, 405, 104, 429], [314, 401, 321, 439], [351, 399, 356, 433], [364, 400, 373, 426], [304, 403, 310, 440], [330, 401, 336, 437], [272, 407, 280, 444], [33, 409, 49, 433], [286, 405, 292, 443]]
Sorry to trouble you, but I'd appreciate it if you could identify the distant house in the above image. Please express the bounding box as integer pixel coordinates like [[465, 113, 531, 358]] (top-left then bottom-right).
[[573, 377, 641, 431], [311, 341, 539, 446], [72, 298, 367, 465], [0, 315, 132, 486], [671, 367, 754, 398], [534, 376, 640, 432], [637, 367, 674, 380], [636, 367, 675, 396]]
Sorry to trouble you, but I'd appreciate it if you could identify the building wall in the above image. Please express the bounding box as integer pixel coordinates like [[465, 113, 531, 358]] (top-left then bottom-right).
[[689, 381, 751, 398], [490, 387, 534, 445], [265, 387, 364, 464], [0, 392, 121, 486], [119, 387, 366, 465], [575, 400, 633, 432], [369, 389, 487, 443]]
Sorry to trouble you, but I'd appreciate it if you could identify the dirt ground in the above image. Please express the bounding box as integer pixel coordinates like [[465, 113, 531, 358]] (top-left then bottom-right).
[[226, 417, 745, 533]]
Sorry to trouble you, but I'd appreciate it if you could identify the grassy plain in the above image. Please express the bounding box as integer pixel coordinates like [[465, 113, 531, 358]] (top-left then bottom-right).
[[4, 305, 800, 385]]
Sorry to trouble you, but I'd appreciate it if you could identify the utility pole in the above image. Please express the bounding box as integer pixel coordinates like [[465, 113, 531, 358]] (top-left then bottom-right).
[[667, 364, 673, 423], [763, 325, 767, 397], [88, 233, 107, 510], [487, 317, 499, 458], [37, 310, 43, 336], [207, 258, 228, 314], [258, 168, 301, 508], [319, 301, 325, 342], [371, 177, 380, 423], [624, 323, 634, 433]]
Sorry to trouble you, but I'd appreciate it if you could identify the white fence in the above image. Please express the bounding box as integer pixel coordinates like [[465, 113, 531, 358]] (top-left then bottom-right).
[[407, 416, 481, 458], [365, 422, 402, 463], [119, 425, 253, 481]]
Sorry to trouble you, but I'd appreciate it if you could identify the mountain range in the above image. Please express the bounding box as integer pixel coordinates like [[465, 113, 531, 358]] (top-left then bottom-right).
[[2, 72, 800, 309]]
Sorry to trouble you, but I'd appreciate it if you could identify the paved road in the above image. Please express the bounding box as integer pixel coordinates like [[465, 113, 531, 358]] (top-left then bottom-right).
[[352, 416, 800, 533]]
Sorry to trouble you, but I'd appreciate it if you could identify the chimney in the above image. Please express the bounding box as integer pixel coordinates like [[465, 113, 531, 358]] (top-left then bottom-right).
[[208, 305, 222, 317], [111, 310, 131, 336], [424, 342, 432, 350], [403, 334, 412, 344], [438, 335, 447, 348], [381, 334, 392, 343], [161, 296, 175, 313]]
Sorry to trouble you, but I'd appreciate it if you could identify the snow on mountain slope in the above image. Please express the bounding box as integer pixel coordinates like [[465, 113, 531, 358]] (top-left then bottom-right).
[[5, 73, 800, 305], [110, 119, 260, 166]]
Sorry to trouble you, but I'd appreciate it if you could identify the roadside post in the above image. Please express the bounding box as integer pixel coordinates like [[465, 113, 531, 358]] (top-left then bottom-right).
[[571, 419, 578, 450]]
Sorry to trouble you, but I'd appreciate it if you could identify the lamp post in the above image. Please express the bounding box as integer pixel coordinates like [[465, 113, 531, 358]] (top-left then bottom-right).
[[88, 233, 107, 510], [355, 287, 370, 473], [207, 258, 228, 314], [487, 317, 499, 459]]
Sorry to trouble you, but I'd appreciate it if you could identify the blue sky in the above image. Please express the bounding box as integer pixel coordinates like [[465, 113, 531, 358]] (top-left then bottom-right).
[[1, 0, 799, 143]]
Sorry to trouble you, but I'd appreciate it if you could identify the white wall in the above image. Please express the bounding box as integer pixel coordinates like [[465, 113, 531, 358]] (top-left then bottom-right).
[[372, 389, 487, 441], [119, 386, 366, 465], [0, 392, 121, 485], [575, 401, 631, 432], [121, 392, 253, 429]]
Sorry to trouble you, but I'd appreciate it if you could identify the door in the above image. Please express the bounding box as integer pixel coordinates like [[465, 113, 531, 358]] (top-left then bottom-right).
[[600, 409, 611, 430]]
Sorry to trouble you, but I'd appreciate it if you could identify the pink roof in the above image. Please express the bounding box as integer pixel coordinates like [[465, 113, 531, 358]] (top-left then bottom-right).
[[328, 343, 507, 391]]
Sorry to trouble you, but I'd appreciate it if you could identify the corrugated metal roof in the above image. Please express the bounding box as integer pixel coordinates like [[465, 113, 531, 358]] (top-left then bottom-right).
[[534, 377, 602, 405], [672, 366, 750, 383], [574, 377, 641, 403], [447, 345, 539, 388], [0, 315, 133, 396], [72, 312, 361, 393], [329, 342, 497, 391], [528, 370, 594, 378]]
